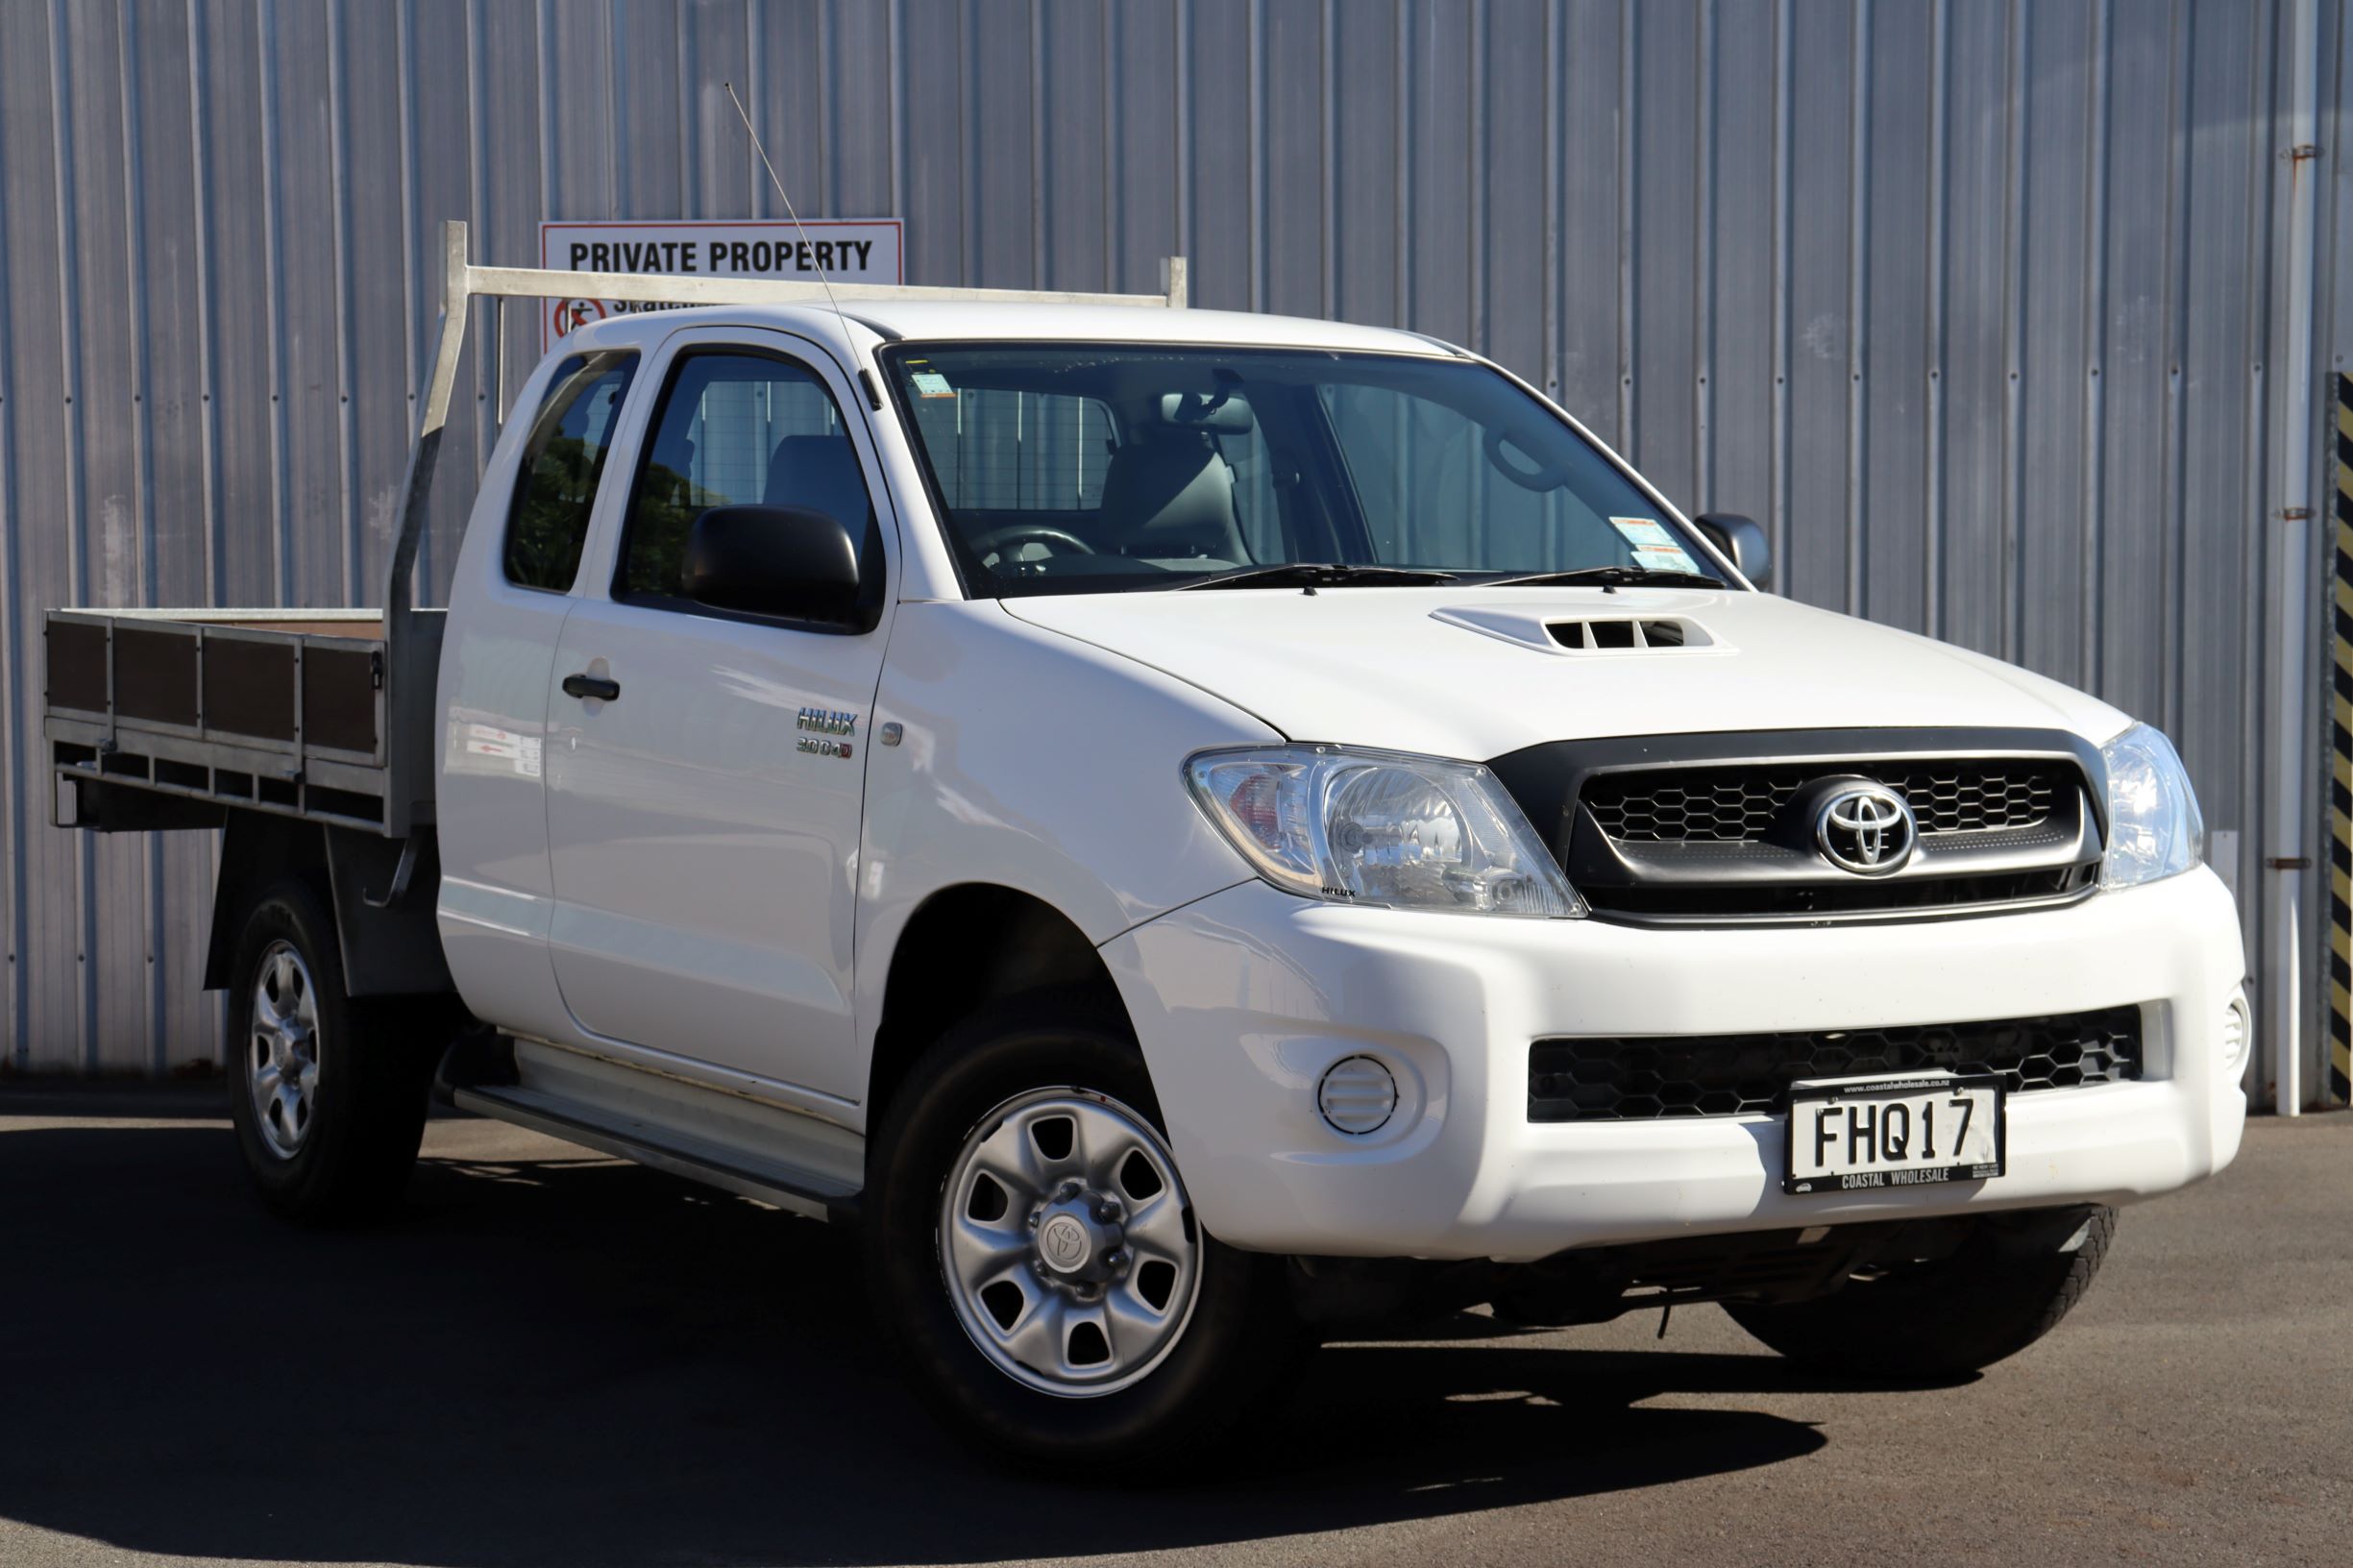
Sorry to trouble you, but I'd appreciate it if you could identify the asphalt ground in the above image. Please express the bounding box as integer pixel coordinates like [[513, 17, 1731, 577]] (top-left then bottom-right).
[[0, 1088, 2345, 1568]]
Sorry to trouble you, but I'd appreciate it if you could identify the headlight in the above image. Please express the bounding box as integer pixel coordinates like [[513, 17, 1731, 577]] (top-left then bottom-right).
[[1185, 745, 1583, 918], [2100, 723, 2204, 889]]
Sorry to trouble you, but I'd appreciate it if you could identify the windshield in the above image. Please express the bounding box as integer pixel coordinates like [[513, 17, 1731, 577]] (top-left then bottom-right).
[[879, 343, 1726, 597]]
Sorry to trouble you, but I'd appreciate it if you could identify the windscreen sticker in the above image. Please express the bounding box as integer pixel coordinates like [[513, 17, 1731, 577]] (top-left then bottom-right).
[[1608, 516, 1677, 549], [909, 370, 956, 400], [1609, 516, 1699, 574]]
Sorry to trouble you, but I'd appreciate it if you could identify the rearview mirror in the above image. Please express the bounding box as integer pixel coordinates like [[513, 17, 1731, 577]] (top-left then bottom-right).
[[682, 504, 870, 628], [1692, 512, 1773, 592]]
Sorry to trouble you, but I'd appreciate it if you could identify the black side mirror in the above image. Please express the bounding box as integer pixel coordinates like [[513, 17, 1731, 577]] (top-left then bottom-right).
[[682, 505, 869, 627], [1692, 512, 1773, 592]]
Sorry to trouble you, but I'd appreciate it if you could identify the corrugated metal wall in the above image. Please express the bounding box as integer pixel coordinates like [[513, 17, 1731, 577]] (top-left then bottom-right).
[[3, 0, 2349, 1086]]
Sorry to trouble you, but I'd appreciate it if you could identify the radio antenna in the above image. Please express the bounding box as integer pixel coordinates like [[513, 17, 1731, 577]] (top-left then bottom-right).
[[724, 81, 850, 331]]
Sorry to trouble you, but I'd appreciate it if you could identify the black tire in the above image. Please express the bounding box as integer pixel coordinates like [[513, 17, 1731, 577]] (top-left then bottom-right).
[[225, 876, 436, 1223], [1726, 1206, 2117, 1380], [866, 993, 1311, 1475]]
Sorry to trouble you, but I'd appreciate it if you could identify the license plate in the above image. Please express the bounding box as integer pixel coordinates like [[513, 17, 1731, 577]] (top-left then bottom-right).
[[1783, 1073, 2004, 1195]]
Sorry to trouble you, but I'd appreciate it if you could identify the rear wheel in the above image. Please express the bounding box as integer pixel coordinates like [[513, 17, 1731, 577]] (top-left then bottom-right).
[[866, 996, 1311, 1474], [1726, 1206, 2116, 1379], [226, 877, 436, 1223]]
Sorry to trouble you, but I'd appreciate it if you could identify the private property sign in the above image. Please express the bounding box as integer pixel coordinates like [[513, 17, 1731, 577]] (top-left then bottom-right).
[[538, 219, 904, 349]]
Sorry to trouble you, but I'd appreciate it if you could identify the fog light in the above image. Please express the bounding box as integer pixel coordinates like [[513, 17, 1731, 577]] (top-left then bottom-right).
[[2221, 992, 2250, 1075], [1317, 1055, 1399, 1136]]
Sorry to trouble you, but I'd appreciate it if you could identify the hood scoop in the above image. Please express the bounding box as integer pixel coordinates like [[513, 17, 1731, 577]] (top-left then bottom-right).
[[1432, 603, 1722, 655], [1547, 617, 1704, 650]]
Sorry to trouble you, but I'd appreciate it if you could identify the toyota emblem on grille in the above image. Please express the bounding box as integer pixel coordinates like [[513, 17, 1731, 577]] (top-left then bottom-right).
[[1815, 784, 1918, 875]]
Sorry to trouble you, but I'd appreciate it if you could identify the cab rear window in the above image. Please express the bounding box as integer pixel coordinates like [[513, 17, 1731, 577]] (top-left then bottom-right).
[[502, 352, 637, 593]]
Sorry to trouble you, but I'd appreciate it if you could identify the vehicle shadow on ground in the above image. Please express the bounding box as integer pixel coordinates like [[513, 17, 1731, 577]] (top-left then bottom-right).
[[0, 1116, 1866, 1566]]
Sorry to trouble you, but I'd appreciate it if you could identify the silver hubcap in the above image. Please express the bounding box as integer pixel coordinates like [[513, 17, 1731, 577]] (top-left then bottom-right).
[[246, 941, 320, 1160], [939, 1088, 1204, 1398]]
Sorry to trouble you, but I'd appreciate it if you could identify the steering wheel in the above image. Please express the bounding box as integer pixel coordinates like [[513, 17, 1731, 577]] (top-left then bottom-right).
[[969, 524, 1099, 564]]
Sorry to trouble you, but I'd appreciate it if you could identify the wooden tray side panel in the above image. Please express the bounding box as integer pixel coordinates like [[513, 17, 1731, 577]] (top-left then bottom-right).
[[203, 639, 298, 744], [302, 646, 380, 755], [45, 621, 110, 716], [113, 625, 201, 727]]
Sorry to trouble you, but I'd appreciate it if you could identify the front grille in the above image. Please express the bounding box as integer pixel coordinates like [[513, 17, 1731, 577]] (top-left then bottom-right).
[[1485, 729, 2105, 926], [1584, 761, 2065, 844], [1527, 1005, 2144, 1122]]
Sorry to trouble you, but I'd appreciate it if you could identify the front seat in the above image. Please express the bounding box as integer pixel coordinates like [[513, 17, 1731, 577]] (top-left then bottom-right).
[[1096, 432, 1248, 561]]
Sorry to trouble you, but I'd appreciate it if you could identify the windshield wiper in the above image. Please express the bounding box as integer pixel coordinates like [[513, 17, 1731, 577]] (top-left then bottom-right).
[[1176, 563, 1460, 591], [1477, 564, 1727, 591]]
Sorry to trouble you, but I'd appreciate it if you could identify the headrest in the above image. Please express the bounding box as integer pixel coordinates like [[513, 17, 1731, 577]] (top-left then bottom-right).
[[766, 433, 871, 526], [1158, 391, 1255, 434]]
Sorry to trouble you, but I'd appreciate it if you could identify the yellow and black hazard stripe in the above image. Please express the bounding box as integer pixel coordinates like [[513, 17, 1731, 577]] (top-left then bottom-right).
[[2330, 372, 2353, 1107]]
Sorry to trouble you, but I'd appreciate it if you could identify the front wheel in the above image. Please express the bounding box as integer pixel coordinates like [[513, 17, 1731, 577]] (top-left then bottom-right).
[[865, 996, 1310, 1474], [1726, 1206, 2116, 1380]]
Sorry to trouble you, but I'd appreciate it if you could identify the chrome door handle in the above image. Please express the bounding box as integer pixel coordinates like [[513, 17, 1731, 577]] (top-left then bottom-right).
[[561, 673, 621, 702]]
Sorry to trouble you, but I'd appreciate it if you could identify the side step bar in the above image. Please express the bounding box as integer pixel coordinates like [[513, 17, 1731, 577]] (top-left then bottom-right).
[[439, 1038, 861, 1226]]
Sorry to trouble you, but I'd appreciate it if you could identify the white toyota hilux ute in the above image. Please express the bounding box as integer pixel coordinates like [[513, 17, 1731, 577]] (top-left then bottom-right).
[[42, 233, 2246, 1472]]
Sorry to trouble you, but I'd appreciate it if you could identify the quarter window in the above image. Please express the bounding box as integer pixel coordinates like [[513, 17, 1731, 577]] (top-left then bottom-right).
[[502, 351, 637, 592], [617, 351, 873, 603]]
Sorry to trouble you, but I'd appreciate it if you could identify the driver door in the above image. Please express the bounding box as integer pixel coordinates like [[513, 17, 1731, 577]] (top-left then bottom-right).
[[541, 331, 892, 1102]]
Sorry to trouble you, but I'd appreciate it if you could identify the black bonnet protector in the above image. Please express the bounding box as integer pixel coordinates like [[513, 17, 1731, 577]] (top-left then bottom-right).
[[1485, 727, 2110, 927]]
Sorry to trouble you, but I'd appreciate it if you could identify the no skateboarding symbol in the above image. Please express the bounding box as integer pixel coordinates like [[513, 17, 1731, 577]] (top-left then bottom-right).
[[551, 298, 607, 341]]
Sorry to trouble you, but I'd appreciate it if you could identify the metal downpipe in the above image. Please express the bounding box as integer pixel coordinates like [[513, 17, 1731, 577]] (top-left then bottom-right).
[[2267, 0, 2323, 1115]]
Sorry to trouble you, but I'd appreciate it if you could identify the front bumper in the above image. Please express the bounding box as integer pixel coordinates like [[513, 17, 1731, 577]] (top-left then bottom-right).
[[1102, 867, 2248, 1262]]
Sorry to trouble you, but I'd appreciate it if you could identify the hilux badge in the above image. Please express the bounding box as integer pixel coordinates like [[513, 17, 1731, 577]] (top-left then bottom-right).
[[1815, 784, 1917, 876], [796, 707, 858, 759]]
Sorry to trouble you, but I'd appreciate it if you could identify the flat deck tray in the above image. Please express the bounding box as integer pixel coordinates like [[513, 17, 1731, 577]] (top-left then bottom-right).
[[45, 609, 388, 762]]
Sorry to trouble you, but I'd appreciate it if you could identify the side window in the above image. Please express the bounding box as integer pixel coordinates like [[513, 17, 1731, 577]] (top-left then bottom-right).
[[617, 351, 872, 602], [502, 351, 637, 592]]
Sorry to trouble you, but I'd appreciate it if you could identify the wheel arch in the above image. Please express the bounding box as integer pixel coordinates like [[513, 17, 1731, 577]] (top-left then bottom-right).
[[204, 814, 453, 999], [866, 882, 1132, 1130]]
